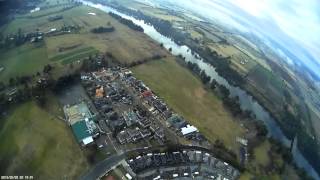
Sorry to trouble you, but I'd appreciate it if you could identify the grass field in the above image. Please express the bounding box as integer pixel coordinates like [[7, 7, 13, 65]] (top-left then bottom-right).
[[115, 0, 184, 22], [0, 43, 49, 82], [207, 43, 257, 76], [2, 4, 168, 63], [131, 57, 244, 149], [49, 46, 99, 65], [246, 64, 286, 111], [0, 3, 168, 82], [253, 141, 271, 167], [0, 100, 89, 179]]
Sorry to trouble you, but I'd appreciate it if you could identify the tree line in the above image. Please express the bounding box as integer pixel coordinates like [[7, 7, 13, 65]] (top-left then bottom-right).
[[91, 26, 115, 33], [108, 12, 143, 32]]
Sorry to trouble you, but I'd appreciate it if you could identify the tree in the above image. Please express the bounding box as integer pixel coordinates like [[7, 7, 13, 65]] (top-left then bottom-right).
[[0, 82, 5, 91], [218, 84, 230, 98], [43, 64, 53, 74], [210, 79, 218, 89], [199, 70, 211, 84], [9, 77, 16, 87]]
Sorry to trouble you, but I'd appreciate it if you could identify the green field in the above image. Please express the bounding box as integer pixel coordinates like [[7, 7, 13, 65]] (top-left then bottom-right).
[[0, 2, 168, 83], [253, 141, 271, 167], [131, 57, 244, 149], [0, 100, 89, 179], [0, 44, 49, 82], [0, 3, 168, 81], [50, 47, 95, 61], [245, 64, 286, 115], [49, 46, 99, 64]]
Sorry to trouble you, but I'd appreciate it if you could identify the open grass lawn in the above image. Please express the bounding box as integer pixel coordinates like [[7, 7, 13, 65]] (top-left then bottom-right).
[[253, 140, 271, 167], [131, 57, 244, 149], [0, 100, 89, 179], [0, 43, 49, 82]]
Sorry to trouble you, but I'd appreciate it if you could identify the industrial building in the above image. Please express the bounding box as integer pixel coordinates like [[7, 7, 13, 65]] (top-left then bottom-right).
[[64, 102, 99, 146]]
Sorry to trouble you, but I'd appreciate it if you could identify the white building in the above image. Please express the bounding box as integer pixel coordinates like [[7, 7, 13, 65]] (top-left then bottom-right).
[[181, 124, 198, 136]]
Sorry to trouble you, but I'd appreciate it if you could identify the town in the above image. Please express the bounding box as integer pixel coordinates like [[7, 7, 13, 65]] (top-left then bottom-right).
[[62, 66, 240, 179], [1, 0, 316, 179]]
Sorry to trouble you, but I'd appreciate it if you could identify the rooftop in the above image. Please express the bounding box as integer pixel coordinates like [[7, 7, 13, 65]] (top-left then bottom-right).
[[71, 120, 92, 143], [181, 125, 198, 136], [64, 102, 93, 125]]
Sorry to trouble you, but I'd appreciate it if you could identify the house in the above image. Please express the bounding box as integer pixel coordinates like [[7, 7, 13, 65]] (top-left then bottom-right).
[[155, 128, 165, 140], [141, 90, 153, 98], [95, 86, 104, 98], [125, 173, 133, 180], [236, 137, 248, 146], [123, 110, 139, 126], [138, 118, 151, 128], [127, 128, 142, 142], [117, 131, 129, 144], [149, 123, 160, 132], [140, 129, 152, 138], [153, 100, 167, 113], [92, 69, 113, 81], [167, 114, 187, 129], [109, 118, 126, 132]]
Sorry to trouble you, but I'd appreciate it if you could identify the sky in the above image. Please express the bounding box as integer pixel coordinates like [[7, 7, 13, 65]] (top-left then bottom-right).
[[157, 0, 320, 78]]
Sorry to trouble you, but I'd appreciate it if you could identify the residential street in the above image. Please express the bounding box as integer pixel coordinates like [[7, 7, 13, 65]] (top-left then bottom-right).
[[81, 153, 126, 180]]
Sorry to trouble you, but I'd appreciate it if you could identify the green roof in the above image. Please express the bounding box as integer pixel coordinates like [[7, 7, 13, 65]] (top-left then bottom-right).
[[71, 120, 91, 142]]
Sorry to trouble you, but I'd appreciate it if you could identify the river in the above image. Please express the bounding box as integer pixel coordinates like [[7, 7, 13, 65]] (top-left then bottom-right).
[[81, 1, 319, 179]]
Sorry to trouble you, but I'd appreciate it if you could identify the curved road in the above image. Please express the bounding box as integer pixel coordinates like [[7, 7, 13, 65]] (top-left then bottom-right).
[[81, 153, 125, 180]]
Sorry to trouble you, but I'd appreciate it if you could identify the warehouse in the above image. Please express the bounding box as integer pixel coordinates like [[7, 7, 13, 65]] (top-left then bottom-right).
[[64, 102, 98, 146]]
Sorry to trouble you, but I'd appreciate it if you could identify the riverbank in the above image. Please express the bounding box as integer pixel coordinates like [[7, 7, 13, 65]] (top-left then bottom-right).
[[80, 1, 320, 179]]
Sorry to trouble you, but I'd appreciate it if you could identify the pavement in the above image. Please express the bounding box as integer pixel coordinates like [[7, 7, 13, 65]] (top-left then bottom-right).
[[81, 153, 126, 180]]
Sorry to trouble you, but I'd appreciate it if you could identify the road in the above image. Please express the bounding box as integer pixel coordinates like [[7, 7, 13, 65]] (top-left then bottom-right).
[[81, 153, 126, 180]]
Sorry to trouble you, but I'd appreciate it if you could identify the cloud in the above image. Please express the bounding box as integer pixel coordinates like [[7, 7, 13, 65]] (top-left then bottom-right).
[[159, 0, 320, 77]]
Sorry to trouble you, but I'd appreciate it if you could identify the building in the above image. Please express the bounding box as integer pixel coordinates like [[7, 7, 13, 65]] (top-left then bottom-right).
[[141, 90, 153, 98], [167, 115, 187, 129], [181, 125, 198, 136], [64, 102, 94, 125], [123, 110, 139, 126], [92, 69, 113, 81], [71, 120, 94, 146], [64, 102, 98, 146], [138, 118, 151, 128], [117, 131, 129, 144], [95, 86, 104, 98]]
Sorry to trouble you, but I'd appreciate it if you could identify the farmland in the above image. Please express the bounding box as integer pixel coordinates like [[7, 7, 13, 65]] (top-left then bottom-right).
[[0, 43, 48, 82], [0, 2, 168, 83], [132, 57, 245, 150], [0, 100, 89, 179], [109, 0, 185, 23]]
